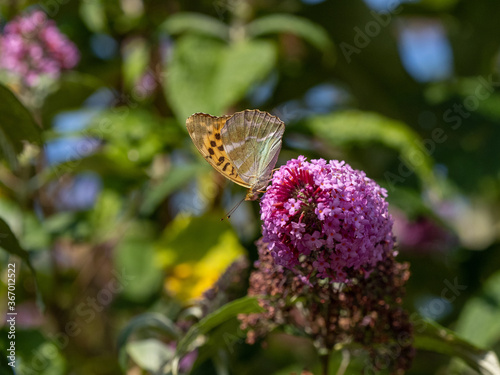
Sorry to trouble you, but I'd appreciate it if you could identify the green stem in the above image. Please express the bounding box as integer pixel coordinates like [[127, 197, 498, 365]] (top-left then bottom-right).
[[320, 352, 330, 375], [336, 350, 350, 375]]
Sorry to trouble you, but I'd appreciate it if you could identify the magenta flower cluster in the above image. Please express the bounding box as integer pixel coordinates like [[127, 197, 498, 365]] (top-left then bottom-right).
[[261, 156, 394, 282], [0, 10, 79, 86]]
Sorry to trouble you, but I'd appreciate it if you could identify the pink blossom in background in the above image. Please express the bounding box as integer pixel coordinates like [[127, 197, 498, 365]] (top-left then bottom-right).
[[392, 209, 458, 253], [134, 71, 158, 99], [0, 10, 79, 86], [260, 156, 394, 282]]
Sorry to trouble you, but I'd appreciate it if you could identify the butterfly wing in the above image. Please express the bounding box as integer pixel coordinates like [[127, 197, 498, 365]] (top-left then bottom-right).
[[186, 113, 250, 188], [221, 109, 285, 191]]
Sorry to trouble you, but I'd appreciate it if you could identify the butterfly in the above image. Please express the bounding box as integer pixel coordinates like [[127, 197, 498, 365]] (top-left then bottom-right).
[[186, 109, 285, 202]]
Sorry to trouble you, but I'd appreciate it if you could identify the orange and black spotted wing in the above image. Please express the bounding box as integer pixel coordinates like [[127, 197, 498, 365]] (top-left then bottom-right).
[[186, 113, 250, 188]]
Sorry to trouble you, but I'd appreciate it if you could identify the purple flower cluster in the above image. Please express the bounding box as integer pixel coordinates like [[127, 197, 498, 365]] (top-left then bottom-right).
[[0, 10, 79, 86], [261, 156, 394, 281]]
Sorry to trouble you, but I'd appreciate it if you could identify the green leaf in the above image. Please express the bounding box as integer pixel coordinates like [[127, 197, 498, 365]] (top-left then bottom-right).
[[44, 152, 147, 185], [0, 329, 65, 375], [41, 73, 101, 128], [165, 35, 276, 122], [43, 212, 77, 235], [140, 162, 207, 215], [455, 271, 500, 348], [117, 313, 181, 370], [172, 296, 264, 375], [414, 317, 500, 375], [212, 40, 277, 113], [0, 217, 44, 311], [114, 227, 163, 302], [247, 14, 334, 53], [165, 35, 225, 121], [419, 0, 459, 11], [193, 319, 240, 371], [126, 339, 174, 373], [162, 12, 229, 41], [86, 109, 180, 164], [159, 214, 237, 264], [89, 189, 123, 242], [79, 0, 107, 33], [307, 110, 436, 188], [21, 213, 51, 251], [122, 39, 150, 90], [0, 84, 41, 167], [0, 217, 35, 274], [476, 93, 500, 120]]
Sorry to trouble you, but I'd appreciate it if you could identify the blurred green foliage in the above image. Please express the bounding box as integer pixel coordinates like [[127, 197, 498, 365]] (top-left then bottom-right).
[[0, 0, 500, 374]]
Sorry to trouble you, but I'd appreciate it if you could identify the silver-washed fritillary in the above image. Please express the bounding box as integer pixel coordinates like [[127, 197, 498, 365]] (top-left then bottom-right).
[[186, 109, 285, 201]]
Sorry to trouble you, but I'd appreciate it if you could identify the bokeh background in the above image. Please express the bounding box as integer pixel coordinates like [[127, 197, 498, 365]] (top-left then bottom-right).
[[0, 0, 500, 374]]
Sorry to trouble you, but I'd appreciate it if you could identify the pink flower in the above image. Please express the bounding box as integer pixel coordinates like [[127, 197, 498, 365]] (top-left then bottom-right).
[[304, 231, 324, 250], [0, 10, 80, 87], [260, 156, 394, 282], [284, 198, 301, 216], [315, 202, 332, 221], [312, 253, 329, 274]]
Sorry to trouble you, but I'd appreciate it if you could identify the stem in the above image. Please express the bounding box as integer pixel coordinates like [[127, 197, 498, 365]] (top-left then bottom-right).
[[320, 352, 330, 375], [336, 350, 350, 375]]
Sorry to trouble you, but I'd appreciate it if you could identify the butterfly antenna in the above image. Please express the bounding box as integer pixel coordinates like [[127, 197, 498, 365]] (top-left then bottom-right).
[[221, 197, 246, 221]]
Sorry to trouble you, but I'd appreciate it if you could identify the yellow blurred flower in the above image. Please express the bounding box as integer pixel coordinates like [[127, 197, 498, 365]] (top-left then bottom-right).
[[164, 230, 245, 302]]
